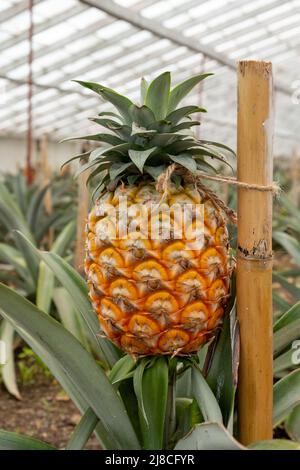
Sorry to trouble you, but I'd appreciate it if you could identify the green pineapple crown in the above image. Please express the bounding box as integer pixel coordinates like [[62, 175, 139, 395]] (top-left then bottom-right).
[[62, 71, 234, 199]]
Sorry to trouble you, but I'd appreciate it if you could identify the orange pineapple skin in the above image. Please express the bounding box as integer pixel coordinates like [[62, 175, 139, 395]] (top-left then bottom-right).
[[85, 182, 232, 356]]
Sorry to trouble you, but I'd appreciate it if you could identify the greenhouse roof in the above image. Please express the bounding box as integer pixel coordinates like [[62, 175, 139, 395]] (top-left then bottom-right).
[[0, 0, 299, 155]]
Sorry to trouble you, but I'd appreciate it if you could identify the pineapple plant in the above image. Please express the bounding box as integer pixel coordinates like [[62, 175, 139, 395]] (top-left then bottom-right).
[[65, 72, 235, 357], [1, 72, 300, 451]]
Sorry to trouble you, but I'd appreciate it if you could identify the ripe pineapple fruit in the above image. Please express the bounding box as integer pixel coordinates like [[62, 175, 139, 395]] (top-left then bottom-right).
[[67, 72, 234, 356]]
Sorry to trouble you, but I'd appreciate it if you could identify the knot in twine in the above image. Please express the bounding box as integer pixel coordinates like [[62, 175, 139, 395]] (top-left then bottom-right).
[[156, 164, 281, 225]]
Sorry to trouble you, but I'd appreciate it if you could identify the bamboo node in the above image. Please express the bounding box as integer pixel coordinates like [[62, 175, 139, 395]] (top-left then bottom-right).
[[237, 244, 273, 261]]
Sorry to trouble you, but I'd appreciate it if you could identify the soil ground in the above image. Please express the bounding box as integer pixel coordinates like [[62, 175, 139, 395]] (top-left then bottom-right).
[[0, 374, 100, 450]]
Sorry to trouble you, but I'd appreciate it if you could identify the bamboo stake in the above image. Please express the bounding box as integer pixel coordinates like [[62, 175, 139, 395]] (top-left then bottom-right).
[[75, 153, 90, 274], [237, 60, 274, 445]]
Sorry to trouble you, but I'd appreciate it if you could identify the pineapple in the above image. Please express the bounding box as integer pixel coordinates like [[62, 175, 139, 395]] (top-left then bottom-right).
[[66, 72, 234, 356]]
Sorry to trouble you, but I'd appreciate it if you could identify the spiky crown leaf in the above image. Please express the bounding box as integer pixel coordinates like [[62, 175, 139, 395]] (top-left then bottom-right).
[[62, 72, 235, 200]]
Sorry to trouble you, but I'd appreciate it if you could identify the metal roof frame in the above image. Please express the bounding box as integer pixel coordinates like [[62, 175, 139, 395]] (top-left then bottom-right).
[[0, 0, 299, 156]]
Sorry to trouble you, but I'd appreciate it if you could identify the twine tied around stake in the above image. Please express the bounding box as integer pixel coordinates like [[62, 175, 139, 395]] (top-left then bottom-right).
[[156, 164, 281, 225]]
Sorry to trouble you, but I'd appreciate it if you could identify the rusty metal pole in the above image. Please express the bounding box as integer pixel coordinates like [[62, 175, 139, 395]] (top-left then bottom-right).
[[237, 60, 274, 445], [26, 0, 34, 185]]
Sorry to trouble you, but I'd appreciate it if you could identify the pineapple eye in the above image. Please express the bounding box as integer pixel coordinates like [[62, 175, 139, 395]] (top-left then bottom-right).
[[200, 247, 223, 265], [109, 278, 138, 300], [100, 298, 123, 321], [208, 279, 227, 301], [128, 314, 160, 337], [120, 335, 151, 355], [99, 247, 124, 267], [145, 291, 178, 313], [176, 270, 207, 292], [181, 301, 209, 322], [158, 329, 190, 352], [162, 242, 194, 261], [133, 260, 168, 281], [207, 308, 224, 330], [119, 232, 151, 250]]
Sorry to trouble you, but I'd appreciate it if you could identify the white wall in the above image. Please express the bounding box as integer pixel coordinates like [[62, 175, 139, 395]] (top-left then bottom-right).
[[0, 137, 80, 173]]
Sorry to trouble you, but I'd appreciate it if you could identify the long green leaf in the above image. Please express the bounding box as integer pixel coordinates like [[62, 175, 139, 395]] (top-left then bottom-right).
[[5, 316, 106, 448], [13, 230, 39, 282], [174, 422, 244, 450], [119, 380, 141, 440], [274, 301, 300, 332], [60, 151, 91, 170], [168, 73, 213, 113], [0, 430, 56, 450], [129, 104, 155, 127], [273, 231, 300, 267], [11, 173, 27, 216], [140, 77, 148, 104], [274, 319, 300, 356], [274, 349, 297, 375], [53, 287, 90, 349], [174, 398, 193, 441], [206, 305, 238, 428], [109, 162, 132, 181], [74, 80, 133, 123], [133, 358, 152, 426], [273, 369, 300, 426], [66, 407, 99, 450], [109, 355, 135, 386], [273, 291, 291, 312], [279, 193, 300, 225], [0, 283, 140, 450], [27, 183, 51, 232], [277, 268, 300, 278], [138, 357, 169, 450], [35, 212, 67, 245], [273, 273, 300, 300], [0, 244, 32, 288], [249, 439, 300, 450], [51, 220, 76, 256], [169, 154, 197, 173], [285, 404, 300, 443], [166, 106, 206, 124], [176, 367, 192, 398], [128, 147, 156, 173], [0, 184, 38, 281], [36, 261, 55, 314], [191, 364, 223, 424], [0, 182, 33, 241], [61, 134, 124, 146], [144, 164, 166, 180], [145, 72, 171, 120], [198, 139, 236, 157], [0, 320, 20, 399], [36, 222, 76, 314]]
